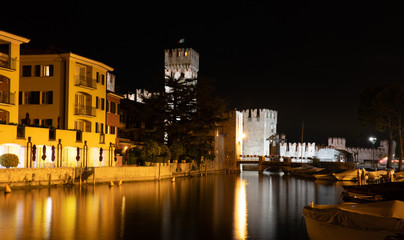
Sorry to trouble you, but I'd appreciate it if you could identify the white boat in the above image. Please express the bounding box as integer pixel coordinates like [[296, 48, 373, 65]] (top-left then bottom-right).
[[303, 200, 404, 240], [332, 169, 367, 181]]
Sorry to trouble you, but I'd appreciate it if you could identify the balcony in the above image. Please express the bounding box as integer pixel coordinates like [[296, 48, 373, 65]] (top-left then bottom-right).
[[0, 91, 15, 105], [74, 106, 96, 117], [0, 53, 16, 71], [75, 76, 97, 89]]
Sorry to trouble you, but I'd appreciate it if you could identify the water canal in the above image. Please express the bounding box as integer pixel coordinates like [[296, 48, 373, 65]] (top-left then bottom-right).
[[0, 171, 348, 240]]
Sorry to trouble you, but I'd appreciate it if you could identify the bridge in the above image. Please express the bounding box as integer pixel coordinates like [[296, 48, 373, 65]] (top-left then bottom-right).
[[237, 156, 304, 173]]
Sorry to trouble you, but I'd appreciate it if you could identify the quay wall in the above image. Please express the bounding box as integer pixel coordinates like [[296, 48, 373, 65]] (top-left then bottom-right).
[[0, 167, 75, 187], [0, 163, 195, 188]]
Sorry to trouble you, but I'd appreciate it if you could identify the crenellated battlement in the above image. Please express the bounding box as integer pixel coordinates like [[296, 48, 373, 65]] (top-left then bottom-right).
[[328, 137, 346, 150], [279, 142, 316, 158], [241, 109, 277, 121]]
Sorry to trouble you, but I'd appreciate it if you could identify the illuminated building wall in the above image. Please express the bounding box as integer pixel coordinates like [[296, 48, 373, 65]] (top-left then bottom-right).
[[241, 109, 277, 156], [20, 52, 114, 134], [0, 30, 30, 124], [0, 31, 117, 168]]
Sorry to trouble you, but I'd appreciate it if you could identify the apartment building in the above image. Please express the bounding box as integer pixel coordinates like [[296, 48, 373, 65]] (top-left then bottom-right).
[[20, 51, 113, 134], [0, 30, 119, 168], [0, 31, 30, 124]]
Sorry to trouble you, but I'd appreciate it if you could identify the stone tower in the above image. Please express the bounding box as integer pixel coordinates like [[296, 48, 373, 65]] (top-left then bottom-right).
[[242, 109, 278, 156], [164, 48, 200, 123], [164, 48, 199, 82]]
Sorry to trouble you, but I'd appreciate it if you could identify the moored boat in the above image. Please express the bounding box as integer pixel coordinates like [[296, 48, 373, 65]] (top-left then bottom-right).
[[332, 169, 367, 181], [313, 173, 336, 180], [303, 200, 404, 240], [343, 182, 404, 201]]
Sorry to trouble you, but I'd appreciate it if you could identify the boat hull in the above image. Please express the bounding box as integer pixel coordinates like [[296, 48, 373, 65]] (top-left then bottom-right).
[[304, 216, 399, 240]]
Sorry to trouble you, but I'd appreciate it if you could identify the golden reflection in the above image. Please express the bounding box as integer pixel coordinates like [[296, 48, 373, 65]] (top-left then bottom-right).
[[120, 196, 126, 238], [234, 177, 248, 239]]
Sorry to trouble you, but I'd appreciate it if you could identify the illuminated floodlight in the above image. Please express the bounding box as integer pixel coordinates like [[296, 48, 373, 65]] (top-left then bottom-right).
[[369, 137, 377, 144]]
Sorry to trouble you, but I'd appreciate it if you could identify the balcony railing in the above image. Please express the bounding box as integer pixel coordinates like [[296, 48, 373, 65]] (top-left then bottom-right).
[[0, 57, 17, 70], [0, 92, 15, 105], [75, 76, 97, 89], [74, 106, 96, 117]]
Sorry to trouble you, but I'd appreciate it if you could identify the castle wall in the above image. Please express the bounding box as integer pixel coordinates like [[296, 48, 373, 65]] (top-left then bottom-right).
[[279, 142, 316, 158], [328, 137, 394, 163]]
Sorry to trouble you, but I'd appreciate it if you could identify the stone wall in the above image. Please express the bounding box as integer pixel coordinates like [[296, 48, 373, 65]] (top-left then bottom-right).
[[93, 165, 173, 183], [0, 167, 75, 187]]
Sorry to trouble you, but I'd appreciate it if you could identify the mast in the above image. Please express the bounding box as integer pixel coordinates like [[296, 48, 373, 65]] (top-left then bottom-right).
[[301, 121, 304, 166]]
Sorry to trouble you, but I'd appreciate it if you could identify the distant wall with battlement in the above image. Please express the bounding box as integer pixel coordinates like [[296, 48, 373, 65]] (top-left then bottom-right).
[[279, 142, 316, 158], [328, 137, 395, 163]]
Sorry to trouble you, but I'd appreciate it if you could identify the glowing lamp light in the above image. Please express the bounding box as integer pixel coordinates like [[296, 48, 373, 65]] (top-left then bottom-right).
[[241, 133, 246, 139], [369, 137, 377, 144]]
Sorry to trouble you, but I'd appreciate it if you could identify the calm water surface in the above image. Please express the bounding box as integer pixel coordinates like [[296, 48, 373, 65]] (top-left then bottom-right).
[[0, 171, 348, 240]]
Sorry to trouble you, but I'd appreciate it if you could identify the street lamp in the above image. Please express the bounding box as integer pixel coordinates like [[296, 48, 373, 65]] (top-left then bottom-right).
[[369, 137, 377, 169]]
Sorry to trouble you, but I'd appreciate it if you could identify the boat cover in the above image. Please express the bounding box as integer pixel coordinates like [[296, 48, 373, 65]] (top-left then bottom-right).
[[303, 200, 404, 233]]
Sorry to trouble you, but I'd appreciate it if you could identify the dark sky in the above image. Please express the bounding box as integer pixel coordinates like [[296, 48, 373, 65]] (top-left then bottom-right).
[[3, 1, 404, 146]]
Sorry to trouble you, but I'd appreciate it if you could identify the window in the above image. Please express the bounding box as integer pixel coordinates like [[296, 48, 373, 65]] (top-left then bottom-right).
[[101, 123, 104, 134], [110, 126, 115, 134], [96, 72, 100, 83], [41, 119, 52, 127], [19, 91, 22, 104], [42, 91, 53, 104], [95, 122, 99, 133], [43, 65, 54, 76], [101, 98, 104, 110], [24, 91, 40, 104], [105, 124, 108, 134], [110, 102, 116, 114], [22, 65, 32, 77], [35, 65, 40, 77], [96, 96, 99, 109], [106, 100, 109, 112]]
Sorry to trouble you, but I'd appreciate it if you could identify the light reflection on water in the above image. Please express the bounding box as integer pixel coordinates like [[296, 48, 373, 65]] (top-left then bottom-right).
[[0, 171, 346, 240], [234, 177, 248, 240]]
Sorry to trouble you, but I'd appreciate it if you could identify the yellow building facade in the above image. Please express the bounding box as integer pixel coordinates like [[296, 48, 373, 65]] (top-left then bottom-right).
[[0, 31, 117, 169], [0, 30, 30, 124]]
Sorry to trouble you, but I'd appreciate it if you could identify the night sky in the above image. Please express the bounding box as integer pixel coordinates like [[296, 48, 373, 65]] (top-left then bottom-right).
[[3, 1, 404, 146]]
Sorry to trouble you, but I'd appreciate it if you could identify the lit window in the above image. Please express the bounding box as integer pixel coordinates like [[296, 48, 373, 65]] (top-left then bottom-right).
[[43, 65, 54, 76], [185, 51, 188, 56]]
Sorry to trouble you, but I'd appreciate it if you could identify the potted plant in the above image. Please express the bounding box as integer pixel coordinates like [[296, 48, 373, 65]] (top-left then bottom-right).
[[0, 153, 19, 168]]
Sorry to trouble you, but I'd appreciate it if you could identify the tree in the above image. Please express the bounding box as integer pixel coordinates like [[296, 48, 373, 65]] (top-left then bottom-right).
[[358, 83, 404, 169], [169, 143, 184, 160], [141, 140, 161, 162], [143, 76, 227, 164], [159, 143, 171, 162]]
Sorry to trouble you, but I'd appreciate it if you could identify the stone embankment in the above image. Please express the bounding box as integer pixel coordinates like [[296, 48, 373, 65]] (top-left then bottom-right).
[[0, 162, 214, 190]]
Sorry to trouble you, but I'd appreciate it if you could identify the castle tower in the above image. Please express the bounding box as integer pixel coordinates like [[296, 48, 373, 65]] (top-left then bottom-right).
[[164, 48, 200, 125], [164, 48, 199, 82], [241, 109, 278, 156]]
